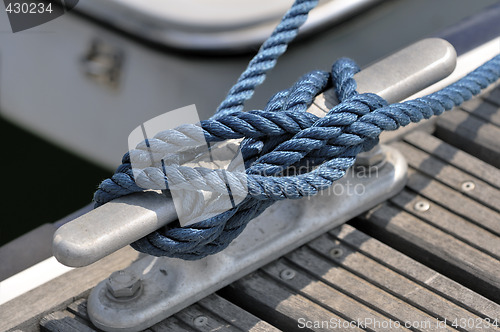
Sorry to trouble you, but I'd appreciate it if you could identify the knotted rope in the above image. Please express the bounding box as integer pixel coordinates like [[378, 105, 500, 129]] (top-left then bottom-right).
[[93, 0, 500, 260]]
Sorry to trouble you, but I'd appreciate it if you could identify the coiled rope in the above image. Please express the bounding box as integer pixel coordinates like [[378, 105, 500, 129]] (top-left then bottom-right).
[[93, 0, 500, 260]]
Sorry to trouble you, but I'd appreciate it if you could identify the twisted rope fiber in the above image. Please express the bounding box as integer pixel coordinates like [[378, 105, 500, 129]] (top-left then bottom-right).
[[214, 0, 320, 119], [93, 1, 500, 259], [94, 53, 500, 260]]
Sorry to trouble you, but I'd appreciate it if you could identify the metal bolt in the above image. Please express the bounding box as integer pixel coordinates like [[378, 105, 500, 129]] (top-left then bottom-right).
[[461, 181, 475, 192], [414, 200, 430, 212], [355, 145, 386, 171], [193, 315, 208, 327], [280, 268, 296, 280], [106, 270, 142, 299], [330, 247, 344, 258]]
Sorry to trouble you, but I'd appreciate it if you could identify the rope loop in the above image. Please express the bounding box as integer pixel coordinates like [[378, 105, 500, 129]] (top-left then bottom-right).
[[93, 0, 500, 260]]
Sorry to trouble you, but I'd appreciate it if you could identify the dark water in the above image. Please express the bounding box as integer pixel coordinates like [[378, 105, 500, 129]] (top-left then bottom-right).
[[0, 117, 110, 246]]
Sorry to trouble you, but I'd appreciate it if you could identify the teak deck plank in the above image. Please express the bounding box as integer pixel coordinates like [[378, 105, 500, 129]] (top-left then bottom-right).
[[356, 202, 500, 302], [222, 224, 500, 331], [404, 169, 500, 236], [284, 246, 451, 331], [404, 130, 500, 189], [306, 233, 495, 330], [171, 294, 280, 332], [353, 133, 500, 304], [484, 87, 500, 107], [329, 225, 500, 321], [41, 222, 500, 332], [391, 188, 500, 259], [40, 310, 97, 332], [225, 269, 363, 332], [460, 97, 500, 128], [435, 106, 500, 168], [0, 246, 140, 332], [173, 303, 243, 332], [194, 294, 281, 332], [42, 294, 278, 332], [391, 141, 500, 213], [261, 259, 409, 332]]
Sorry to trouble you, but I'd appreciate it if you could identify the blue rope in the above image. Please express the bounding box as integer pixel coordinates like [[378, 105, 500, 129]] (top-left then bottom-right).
[[93, 0, 500, 260], [214, 0, 319, 119]]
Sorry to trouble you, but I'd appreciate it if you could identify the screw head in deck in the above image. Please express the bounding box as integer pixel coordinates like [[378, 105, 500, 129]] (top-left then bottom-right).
[[329, 247, 344, 258], [193, 315, 208, 327], [280, 268, 296, 280], [461, 181, 475, 192], [414, 201, 430, 212]]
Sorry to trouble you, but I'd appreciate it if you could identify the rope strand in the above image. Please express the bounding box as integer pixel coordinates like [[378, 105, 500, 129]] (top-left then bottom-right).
[[214, 0, 319, 118], [93, 0, 500, 260], [94, 54, 500, 259]]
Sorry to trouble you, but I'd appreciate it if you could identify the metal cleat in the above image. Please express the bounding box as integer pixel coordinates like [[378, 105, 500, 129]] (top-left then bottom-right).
[[52, 38, 456, 331]]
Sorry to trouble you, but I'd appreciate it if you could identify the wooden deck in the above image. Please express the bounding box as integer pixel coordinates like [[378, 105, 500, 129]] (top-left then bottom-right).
[[3, 84, 500, 331]]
